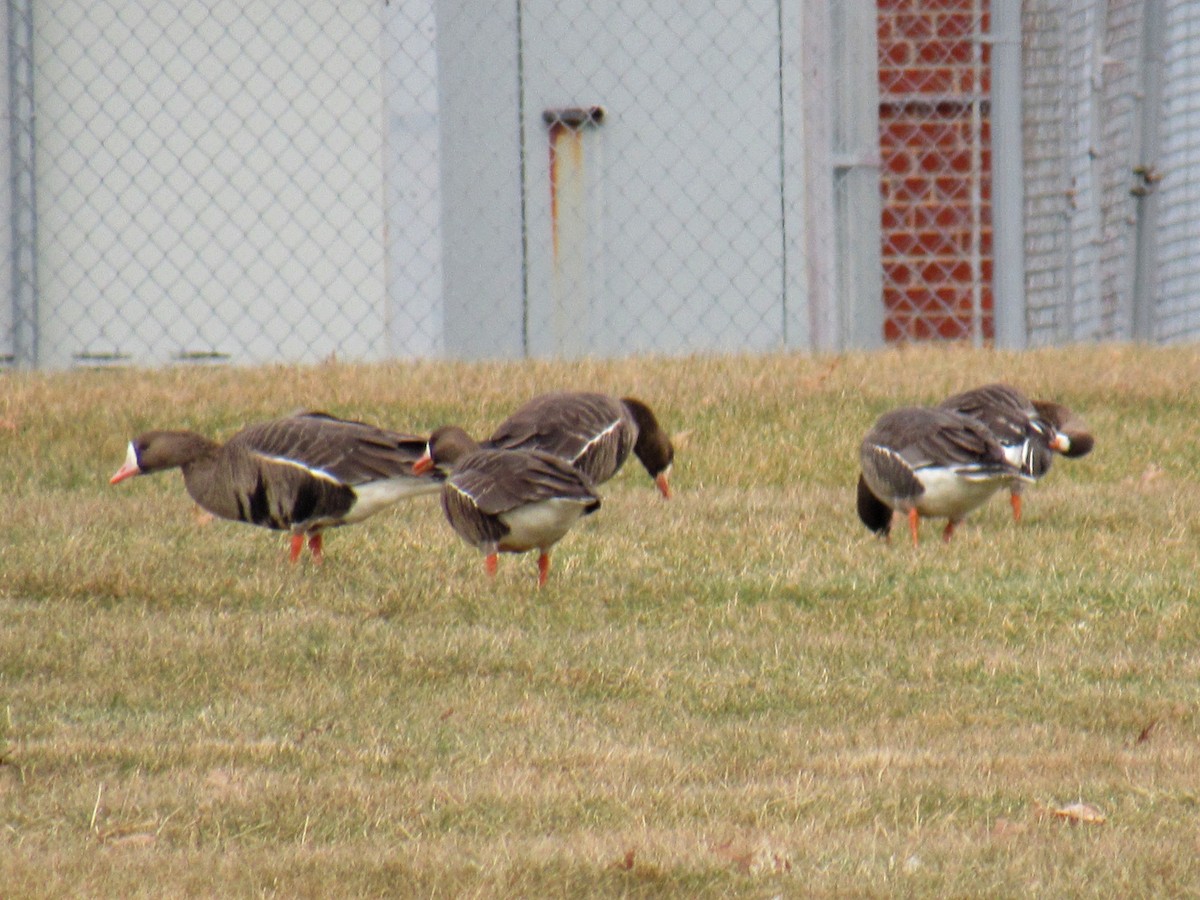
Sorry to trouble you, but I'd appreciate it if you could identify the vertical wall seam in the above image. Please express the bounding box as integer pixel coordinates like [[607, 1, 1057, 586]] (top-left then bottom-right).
[[8, 0, 37, 367], [990, 0, 1028, 349], [776, 0, 788, 347], [514, 0, 530, 355]]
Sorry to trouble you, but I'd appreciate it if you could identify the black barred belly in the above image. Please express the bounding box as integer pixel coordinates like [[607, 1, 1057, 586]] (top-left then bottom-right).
[[237, 473, 356, 531]]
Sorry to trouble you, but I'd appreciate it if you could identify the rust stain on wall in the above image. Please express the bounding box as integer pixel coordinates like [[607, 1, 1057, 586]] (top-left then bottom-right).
[[543, 107, 604, 263]]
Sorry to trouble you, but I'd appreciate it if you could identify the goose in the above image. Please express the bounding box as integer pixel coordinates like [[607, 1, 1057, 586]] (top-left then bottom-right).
[[110, 412, 440, 561], [857, 406, 1033, 545], [939, 383, 1094, 521], [486, 392, 673, 499], [414, 425, 601, 586]]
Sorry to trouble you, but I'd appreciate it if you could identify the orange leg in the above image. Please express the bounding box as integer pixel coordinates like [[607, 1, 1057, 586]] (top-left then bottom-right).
[[907, 508, 920, 547], [484, 553, 499, 577], [289, 533, 304, 563], [1010, 491, 1022, 523], [536, 552, 551, 588], [942, 519, 959, 543], [308, 533, 324, 563]]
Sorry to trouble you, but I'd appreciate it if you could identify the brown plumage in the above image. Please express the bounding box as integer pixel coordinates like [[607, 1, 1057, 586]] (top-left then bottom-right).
[[858, 406, 1031, 545], [939, 383, 1094, 521], [414, 425, 601, 586], [486, 392, 674, 498], [110, 412, 441, 561]]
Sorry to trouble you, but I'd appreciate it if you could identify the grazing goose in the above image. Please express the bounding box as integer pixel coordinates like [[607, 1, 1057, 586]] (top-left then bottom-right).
[[486, 392, 674, 499], [413, 425, 601, 586], [110, 412, 441, 562], [939, 383, 1094, 521], [857, 406, 1033, 546]]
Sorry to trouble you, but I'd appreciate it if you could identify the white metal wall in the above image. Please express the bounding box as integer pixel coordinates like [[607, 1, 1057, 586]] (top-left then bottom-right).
[[29, 0, 387, 368], [517, 0, 793, 357], [1155, 0, 1200, 342], [0, 1, 11, 362], [6, 0, 884, 368], [10, 0, 1200, 370], [434, 0, 881, 360]]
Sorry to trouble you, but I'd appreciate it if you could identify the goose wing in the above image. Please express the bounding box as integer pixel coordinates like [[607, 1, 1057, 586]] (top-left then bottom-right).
[[488, 392, 632, 482], [939, 383, 1037, 446], [231, 412, 430, 486], [448, 449, 600, 516], [862, 407, 1015, 489]]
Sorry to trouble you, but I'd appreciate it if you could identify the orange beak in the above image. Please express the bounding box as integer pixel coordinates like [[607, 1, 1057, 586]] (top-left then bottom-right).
[[412, 451, 434, 476], [1049, 432, 1071, 453], [655, 471, 671, 500], [109, 463, 140, 484]]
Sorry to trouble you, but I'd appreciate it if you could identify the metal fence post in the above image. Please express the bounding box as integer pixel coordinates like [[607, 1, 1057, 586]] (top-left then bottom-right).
[[837, 0, 883, 351], [1130, 0, 1166, 341], [7, 0, 37, 368], [990, 0, 1027, 349]]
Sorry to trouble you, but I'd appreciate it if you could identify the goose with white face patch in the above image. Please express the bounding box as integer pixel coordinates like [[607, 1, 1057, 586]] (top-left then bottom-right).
[[856, 406, 1034, 546], [110, 412, 441, 562], [414, 425, 601, 587]]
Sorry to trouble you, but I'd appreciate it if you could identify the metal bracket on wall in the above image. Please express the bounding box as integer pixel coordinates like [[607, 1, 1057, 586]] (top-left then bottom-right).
[[1130, 165, 1164, 198], [542, 106, 605, 130]]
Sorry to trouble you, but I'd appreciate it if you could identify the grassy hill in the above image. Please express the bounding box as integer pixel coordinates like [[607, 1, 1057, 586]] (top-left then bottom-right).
[[2, 344, 1198, 896]]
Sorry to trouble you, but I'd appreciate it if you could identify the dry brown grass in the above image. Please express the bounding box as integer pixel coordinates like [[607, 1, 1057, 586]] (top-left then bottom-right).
[[2, 343, 1200, 897]]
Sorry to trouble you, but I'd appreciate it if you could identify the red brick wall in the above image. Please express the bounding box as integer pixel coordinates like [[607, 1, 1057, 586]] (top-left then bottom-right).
[[878, 0, 992, 341]]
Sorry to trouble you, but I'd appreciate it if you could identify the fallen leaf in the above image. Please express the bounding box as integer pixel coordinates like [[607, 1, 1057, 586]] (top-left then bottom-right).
[[98, 821, 160, 847], [713, 838, 792, 875], [102, 831, 157, 848], [712, 840, 754, 873], [1052, 802, 1106, 825], [1135, 719, 1158, 745], [990, 817, 1028, 838], [611, 848, 636, 871]]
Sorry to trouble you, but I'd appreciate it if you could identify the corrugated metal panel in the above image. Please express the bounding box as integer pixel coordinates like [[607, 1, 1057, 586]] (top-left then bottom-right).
[[1154, 0, 1200, 341], [1023, 0, 1072, 345]]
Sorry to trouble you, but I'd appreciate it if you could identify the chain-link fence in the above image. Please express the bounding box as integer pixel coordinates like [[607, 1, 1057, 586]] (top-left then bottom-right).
[[878, 0, 991, 344], [3, 0, 1200, 369], [14, 0, 389, 369], [3, 0, 882, 369], [877, 0, 1200, 348]]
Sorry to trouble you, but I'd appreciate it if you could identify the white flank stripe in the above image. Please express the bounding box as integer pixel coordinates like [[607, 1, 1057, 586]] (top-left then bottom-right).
[[572, 419, 622, 464], [253, 452, 341, 483], [447, 480, 479, 506]]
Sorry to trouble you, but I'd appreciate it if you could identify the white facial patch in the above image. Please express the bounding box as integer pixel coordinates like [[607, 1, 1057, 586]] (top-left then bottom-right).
[[123, 441, 140, 473]]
